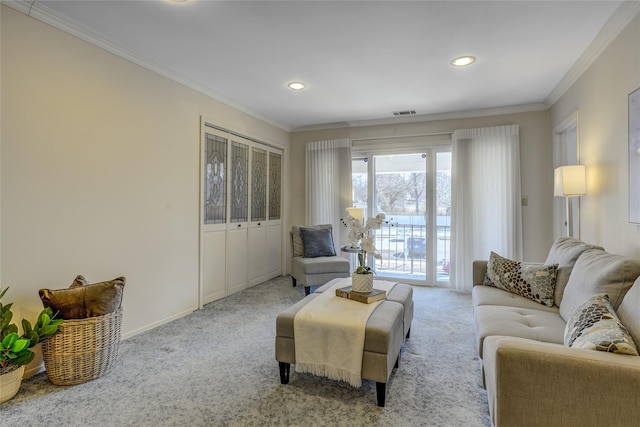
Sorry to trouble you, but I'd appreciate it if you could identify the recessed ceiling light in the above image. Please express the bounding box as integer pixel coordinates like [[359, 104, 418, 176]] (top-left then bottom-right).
[[288, 82, 307, 90], [451, 56, 476, 67]]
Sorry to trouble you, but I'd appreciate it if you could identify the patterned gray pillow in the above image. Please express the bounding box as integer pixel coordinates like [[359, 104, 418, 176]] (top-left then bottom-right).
[[300, 227, 336, 258], [484, 251, 519, 289], [484, 251, 558, 307], [564, 293, 639, 356]]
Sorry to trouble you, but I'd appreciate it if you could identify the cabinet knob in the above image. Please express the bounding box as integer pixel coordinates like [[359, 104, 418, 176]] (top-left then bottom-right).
[[258, 222, 261, 226], [238, 224, 241, 228]]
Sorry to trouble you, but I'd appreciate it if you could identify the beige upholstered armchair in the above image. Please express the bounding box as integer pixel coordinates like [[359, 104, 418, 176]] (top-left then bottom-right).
[[290, 224, 350, 295]]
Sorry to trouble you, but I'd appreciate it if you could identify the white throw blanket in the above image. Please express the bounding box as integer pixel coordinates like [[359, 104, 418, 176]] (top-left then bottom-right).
[[294, 278, 397, 387]]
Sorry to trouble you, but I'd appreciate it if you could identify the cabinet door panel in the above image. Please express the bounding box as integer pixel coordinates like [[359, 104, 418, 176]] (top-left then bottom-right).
[[267, 224, 282, 279], [203, 231, 226, 304], [227, 226, 248, 294], [248, 224, 267, 287]]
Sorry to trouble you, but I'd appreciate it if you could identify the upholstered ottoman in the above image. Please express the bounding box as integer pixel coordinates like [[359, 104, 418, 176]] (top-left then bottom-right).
[[275, 278, 413, 406]]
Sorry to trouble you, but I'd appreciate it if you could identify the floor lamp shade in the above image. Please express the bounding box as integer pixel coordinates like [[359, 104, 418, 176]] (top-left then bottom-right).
[[554, 165, 586, 196]]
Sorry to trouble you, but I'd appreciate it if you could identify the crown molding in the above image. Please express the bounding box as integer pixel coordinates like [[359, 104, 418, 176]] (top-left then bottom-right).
[[2, 0, 292, 132], [545, 0, 640, 107], [292, 103, 548, 132]]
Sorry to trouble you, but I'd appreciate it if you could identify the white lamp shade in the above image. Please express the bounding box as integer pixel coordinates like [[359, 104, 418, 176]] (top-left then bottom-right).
[[345, 207, 365, 223], [554, 165, 586, 197]]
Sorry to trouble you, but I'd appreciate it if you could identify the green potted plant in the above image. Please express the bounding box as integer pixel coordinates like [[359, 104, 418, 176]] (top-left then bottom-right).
[[0, 287, 62, 403]]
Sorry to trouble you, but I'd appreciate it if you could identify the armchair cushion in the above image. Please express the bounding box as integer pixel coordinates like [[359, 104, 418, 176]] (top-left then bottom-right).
[[291, 224, 332, 257], [300, 226, 337, 258]]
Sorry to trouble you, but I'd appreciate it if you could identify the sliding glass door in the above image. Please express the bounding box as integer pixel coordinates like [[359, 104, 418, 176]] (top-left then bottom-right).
[[352, 149, 451, 286]]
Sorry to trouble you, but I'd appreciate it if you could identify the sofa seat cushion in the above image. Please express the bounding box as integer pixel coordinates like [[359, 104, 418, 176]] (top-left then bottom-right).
[[291, 256, 350, 275], [474, 305, 565, 358], [473, 285, 558, 313], [559, 249, 640, 322]]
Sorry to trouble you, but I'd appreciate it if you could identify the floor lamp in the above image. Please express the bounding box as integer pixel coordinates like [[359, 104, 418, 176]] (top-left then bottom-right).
[[554, 165, 586, 238]]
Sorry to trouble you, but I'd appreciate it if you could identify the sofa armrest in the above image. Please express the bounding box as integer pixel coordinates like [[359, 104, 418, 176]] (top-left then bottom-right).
[[472, 260, 488, 286], [484, 336, 640, 427]]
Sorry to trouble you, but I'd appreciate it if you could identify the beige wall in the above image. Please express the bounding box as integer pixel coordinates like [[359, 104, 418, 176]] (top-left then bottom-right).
[[550, 15, 640, 257], [1, 5, 289, 368], [291, 110, 553, 263]]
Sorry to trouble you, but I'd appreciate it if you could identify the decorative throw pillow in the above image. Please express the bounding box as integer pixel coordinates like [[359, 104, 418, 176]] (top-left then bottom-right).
[[564, 293, 639, 356], [484, 251, 519, 289], [39, 276, 125, 320], [291, 224, 332, 257], [300, 227, 336, 258], [484, 252, 558, 307], [507, 263, 558, 307]]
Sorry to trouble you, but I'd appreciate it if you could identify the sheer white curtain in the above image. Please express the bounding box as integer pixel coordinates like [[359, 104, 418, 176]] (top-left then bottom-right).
[[305, 139, 352, 246], [450, 125, 523, 291]]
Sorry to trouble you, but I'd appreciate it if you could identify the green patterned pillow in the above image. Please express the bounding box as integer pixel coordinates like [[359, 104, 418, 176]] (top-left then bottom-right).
[[564, 293, 639, 355], [484, 251, 558, 307]]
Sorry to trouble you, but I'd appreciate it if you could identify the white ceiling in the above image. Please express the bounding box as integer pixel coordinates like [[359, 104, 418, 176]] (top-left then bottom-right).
[[13, 0, 632, 130]]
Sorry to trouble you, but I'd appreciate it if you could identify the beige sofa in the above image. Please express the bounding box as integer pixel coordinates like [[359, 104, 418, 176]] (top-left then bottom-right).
[[473, 237, 640, 427]]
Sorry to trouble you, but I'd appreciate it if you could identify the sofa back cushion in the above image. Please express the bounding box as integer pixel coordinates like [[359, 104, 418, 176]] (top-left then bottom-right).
[[544, 237, 604, 267], [559, 249, 640, 322], [617, 277, 640, 349], [545, 237, 605, 307]]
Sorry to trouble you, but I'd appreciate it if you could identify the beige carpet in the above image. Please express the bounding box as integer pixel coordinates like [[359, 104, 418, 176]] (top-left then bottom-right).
[[3, 276, 490, 427]]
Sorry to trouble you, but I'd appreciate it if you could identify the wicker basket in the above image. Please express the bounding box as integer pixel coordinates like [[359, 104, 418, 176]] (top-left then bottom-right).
[[42, 308, 122, 386]]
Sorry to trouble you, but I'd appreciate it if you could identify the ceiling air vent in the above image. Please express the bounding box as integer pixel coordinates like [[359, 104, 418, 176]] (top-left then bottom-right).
[[393, 110, 416, 116]]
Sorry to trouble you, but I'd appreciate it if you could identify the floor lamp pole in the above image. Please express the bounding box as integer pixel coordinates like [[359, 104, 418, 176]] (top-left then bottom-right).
[[566, 196, 574, 238]]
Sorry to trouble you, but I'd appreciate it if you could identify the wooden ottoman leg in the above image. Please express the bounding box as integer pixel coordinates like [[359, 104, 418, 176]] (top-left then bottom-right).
[[279, 362, 290, 384], [304, 286, 311, 295], [292, 277, 297, 287], [376, 382, 386, 407]]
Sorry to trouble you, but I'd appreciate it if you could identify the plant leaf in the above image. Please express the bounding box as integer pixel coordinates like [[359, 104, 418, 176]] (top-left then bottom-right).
[[39, 312, 51, 328], [22, 318, 33, 334], [11, 351, 35, 366], [10, 338, 30, 353], [41, 325, 58, 338]]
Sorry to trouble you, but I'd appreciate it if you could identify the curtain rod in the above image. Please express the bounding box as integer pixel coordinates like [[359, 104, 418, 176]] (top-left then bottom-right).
[[351, 131, 453, 142]]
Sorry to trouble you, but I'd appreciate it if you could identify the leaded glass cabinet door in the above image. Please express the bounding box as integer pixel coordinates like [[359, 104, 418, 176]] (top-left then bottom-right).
[[201, 131, 228, 305], [230, 140, 249, 223], [267, 151, 282, 278], [227, 138, 250, 295], [248, 147, 268, 286], [269, 152, 282, 220]]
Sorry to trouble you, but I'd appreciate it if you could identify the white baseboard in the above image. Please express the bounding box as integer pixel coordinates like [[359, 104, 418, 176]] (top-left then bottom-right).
[[21, 308, 196, 378], [121, 308, 195, 340]]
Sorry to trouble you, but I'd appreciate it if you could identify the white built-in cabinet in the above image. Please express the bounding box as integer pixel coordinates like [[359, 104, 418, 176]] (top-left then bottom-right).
[[200, 123, 283, 306]]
